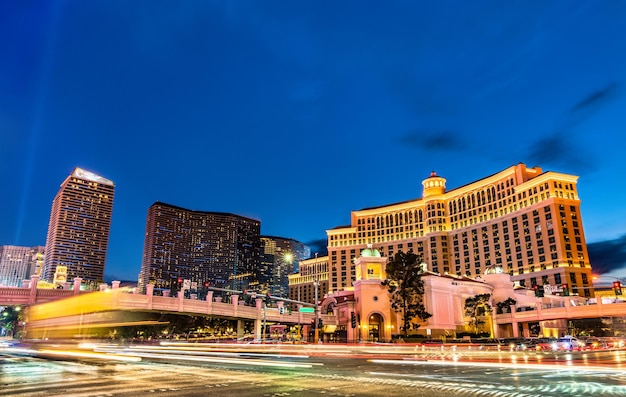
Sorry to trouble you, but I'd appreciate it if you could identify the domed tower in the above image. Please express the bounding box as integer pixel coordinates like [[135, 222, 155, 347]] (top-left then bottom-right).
[[353, 244, 397, 342], [422, 171, 446, 198], [483, 264, 515, 304]]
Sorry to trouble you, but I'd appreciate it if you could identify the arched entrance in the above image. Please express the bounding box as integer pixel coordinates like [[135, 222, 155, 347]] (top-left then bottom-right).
[[367, 313, 384, 342]]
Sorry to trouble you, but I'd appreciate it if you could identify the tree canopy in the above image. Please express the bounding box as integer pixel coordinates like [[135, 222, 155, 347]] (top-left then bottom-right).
[[381, 251, 432, 336], [464, 293, 492, 334]]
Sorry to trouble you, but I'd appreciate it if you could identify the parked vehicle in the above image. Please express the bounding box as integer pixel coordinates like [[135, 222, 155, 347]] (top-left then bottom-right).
[[528, 337, 557, 351], [581, 337, 608, 350], [555, 336, 583, 351]]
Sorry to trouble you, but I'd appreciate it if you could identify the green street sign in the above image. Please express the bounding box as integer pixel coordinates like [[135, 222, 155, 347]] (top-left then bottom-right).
[[299, 307, 315, 313]]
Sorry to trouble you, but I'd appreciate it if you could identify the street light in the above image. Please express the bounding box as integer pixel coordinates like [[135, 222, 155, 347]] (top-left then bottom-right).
[[593, 275, 625, 297], [314, 275, 320, 344]]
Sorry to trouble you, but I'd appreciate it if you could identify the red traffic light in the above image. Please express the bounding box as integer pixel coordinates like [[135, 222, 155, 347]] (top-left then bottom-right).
[[177, 278, 183, 283], [613, 281, 621, 288], [204, 281, 209, 287]]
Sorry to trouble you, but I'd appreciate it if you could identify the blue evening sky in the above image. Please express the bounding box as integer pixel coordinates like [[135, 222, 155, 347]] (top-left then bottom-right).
[[1, 1, 625, 282]]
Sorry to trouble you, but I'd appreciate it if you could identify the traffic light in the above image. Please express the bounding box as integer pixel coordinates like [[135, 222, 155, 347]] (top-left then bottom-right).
[[562, 283, 569, 296], [537, 285, 544, 297], [318, 318, 323, 329], [613, 281, 622, 296], [204, 281, 210, 288], [279, 306, 285, 314], [177, 277, 183, 285], [351, 312, 357, 328]]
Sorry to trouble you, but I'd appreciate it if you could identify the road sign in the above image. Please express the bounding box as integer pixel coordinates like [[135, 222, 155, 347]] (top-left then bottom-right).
[[299, 307, 314, 313]]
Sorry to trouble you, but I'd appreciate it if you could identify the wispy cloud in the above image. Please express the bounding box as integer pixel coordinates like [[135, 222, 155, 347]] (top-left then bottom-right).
[[523, 83, 621, 174], [588, 234, 626, 274], [570, 82, 619, 114], [397, 129, 467, 151]]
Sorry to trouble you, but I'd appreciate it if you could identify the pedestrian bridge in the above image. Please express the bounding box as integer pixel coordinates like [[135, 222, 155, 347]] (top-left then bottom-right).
[[0, 277, 327, 340]]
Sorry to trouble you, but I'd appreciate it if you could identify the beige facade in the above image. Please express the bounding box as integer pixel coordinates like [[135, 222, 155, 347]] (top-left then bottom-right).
[[0, 245, 45, 287], [42, 167, 115, 283], [326, 164, 593, 298], [309, 247, 586, 342], [288, 255, 329, 310]]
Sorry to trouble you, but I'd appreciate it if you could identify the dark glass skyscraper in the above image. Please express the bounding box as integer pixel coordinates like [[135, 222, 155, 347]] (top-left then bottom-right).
[[259, 236, 311, 297], [140, 202, 261, 295], [42, 167, 115, 283]]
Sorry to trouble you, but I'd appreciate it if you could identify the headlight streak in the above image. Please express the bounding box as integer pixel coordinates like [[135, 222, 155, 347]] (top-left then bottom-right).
[[94, 345, 310, 360], [78, 343, 321, 368], [109, 350, 315, 368], [37, 349, 142, 362], [367, 358, 626, 374]]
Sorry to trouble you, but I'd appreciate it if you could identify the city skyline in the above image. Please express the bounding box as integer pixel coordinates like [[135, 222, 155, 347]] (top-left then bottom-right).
[[2, 2, 626, 281]]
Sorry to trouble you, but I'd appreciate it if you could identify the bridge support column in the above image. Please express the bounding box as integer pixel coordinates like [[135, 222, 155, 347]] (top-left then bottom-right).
[[236, 319, 245, 339], [512, 320, 519, 337], [254, 318, 262, 341]]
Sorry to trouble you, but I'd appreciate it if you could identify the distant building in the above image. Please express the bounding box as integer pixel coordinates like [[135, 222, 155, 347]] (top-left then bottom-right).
[[326, 163, 594, 298], [0, 245, 45, 287], [288, 254, 329, 308], [139, 202, 261, 295], [41, 167, 115, 284], [258, 236, 310, 297]]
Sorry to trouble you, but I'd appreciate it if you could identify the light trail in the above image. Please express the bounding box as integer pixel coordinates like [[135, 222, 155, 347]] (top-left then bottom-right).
[[36, 349, 142, 362], [113, 350, 316, 368], [368, 358, 626, 373]]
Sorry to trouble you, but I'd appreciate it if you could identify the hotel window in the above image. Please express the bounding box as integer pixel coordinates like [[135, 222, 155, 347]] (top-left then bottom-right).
[[555, 273, 562, 284]]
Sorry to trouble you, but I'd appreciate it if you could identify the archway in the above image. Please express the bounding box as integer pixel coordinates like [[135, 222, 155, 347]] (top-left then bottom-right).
[[367, 313, 384, 342]]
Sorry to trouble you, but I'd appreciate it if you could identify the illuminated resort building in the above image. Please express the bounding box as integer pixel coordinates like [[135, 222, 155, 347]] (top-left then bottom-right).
[[139, 202, 261, 295], [326, 163, 593, 298], [41, 168, 115, 284], [0, 245, 45, 287], [288, 254, 329, 307], [258, 236, 310, 297]]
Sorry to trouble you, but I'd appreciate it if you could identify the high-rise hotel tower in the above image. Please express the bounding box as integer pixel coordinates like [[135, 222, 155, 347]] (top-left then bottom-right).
[[140, 202, 261, 295], [0, 245, 45, 287], [327, 164, 594, 297], [42, 167, 115, 283]]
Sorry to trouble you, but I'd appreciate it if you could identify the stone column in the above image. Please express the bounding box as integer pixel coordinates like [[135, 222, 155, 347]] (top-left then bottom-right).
[[28, 275, 39, 304], [236, 319, 245, 339], [232, 294, 239, 316], [112, 281, 121, 289], [206, 291, 213, 314], [146, 284, 154, 309]]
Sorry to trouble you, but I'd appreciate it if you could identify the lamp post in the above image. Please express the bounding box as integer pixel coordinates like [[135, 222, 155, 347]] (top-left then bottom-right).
[[593, 275, 625, 296], [314, 275, 320, 344]]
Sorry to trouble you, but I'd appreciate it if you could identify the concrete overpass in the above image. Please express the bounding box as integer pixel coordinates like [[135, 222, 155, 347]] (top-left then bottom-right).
[[494, 297, 626, 338], [0, 276, 329, 341]]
